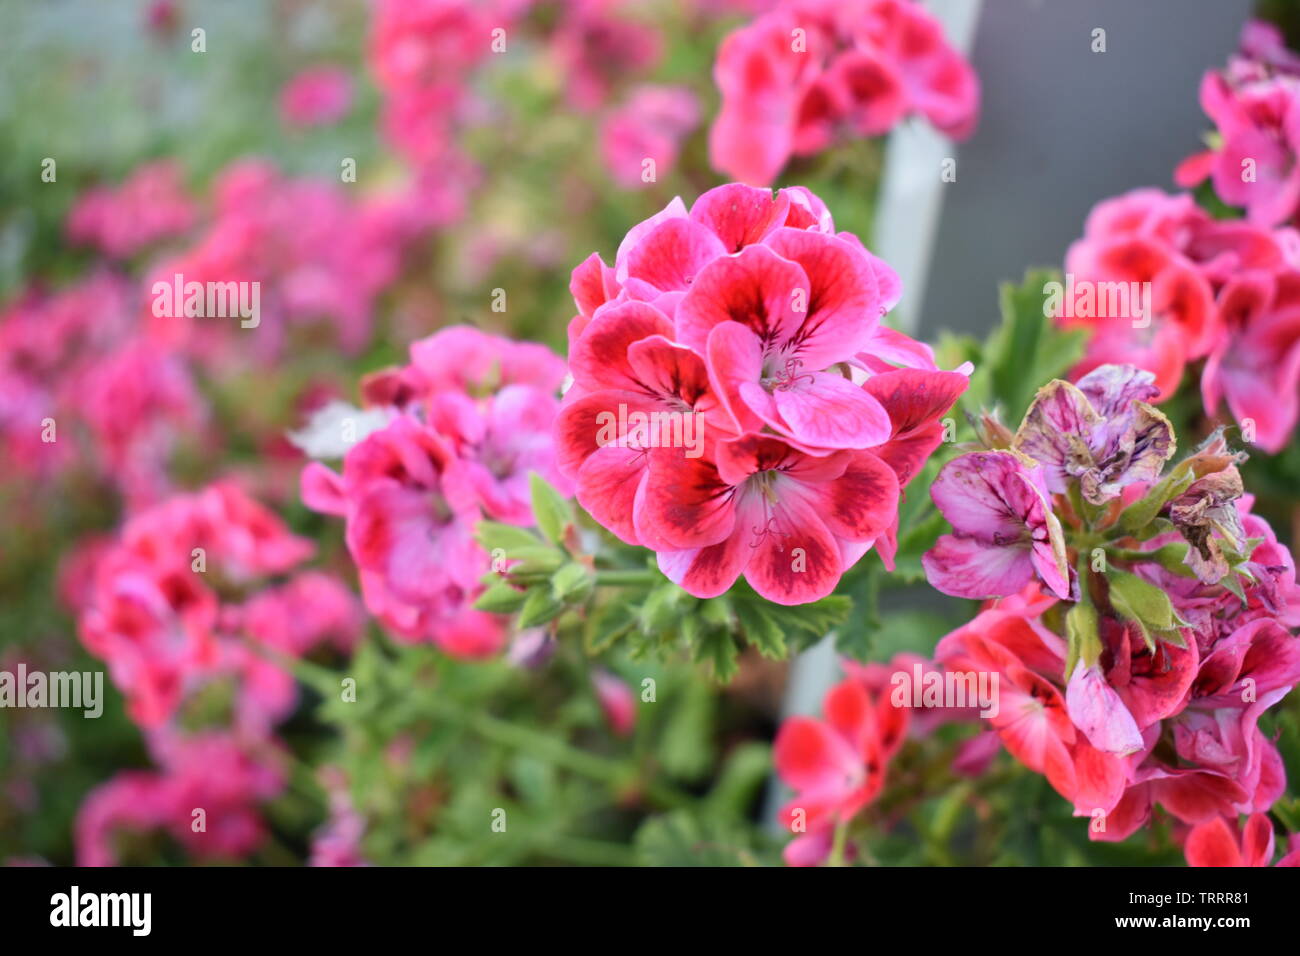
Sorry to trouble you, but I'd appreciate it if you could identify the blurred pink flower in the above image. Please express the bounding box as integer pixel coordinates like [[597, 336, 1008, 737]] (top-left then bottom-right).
[[67, 161, 195, 259], [280, 67, 353, 128], [600, 85, 700, 187]]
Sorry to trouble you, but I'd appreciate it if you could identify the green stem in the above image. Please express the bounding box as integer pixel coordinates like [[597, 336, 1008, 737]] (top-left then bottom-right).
[[594, 569, 660, 587], [428, 700, 692, 809], [827, 818, 851, 867]]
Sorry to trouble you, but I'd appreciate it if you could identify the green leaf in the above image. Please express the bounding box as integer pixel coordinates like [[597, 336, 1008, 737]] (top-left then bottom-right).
[[1064, 600, 1100, 678], [1107, 569, 1180, 651], [550, 562, 593, 604], [1117, 466, 1196, 535], [529, 471, 572, 546], [731, 600, 786, 659], [475, 520, 543, 554], [693, 628, 740, 682], [473, 580, 528, 614], [517, 586, 564, 628], [976, 269, 1089, 426]]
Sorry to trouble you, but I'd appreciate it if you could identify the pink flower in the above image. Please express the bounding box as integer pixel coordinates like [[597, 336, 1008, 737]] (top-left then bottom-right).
[[645, 434, 900, 604], [1201, 270, 1300, 453], [303, 326, 569, 656], [923, 450, 1072, 601], [1179, 22, 1300, 227], [557, 184, 964, 602], [1185, 813, 1300, 867], [67, 161, 195, 259], [78, 481, 315, 728], [592, 671, 637, 736], [600, 85, 700, 188], [76, 733, 284, 866], [280, 67, 353, 128], [774, 674, 908, 865], [550, 0, 663, 112], [709, 0, 978, 185], [241, 572, 365, 658]]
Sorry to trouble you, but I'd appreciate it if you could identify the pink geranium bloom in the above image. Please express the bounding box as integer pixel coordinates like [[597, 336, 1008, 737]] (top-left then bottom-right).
[[644, 434, 900, 604], [923, 450, 1072, 601], [592, 671, 637, 736], [774, 674, 908, 865], [1201, 270, 1300, 453], [709, 0, 978, 184], [428, 384, 572, 525], [556, 300, 728, 545], [303, 417, 483, 620], [1185, 813, 1300, 867], [241, 571, 365, 658], [67, 160, 196, 259], [76, 733, 285, 866], [280, 67, 353, 128], [600, 84, 700, 188], [677, 228, 892, 451]]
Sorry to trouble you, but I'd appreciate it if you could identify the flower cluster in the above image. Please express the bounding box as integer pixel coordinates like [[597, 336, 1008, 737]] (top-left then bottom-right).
[[600, 84, 701, 188], [1177, 19, 1300, 227], [709, 0, 979, 185], [926, 365, 1300, 857], [145, 159, 446, 361], [75, 731, 286, 867], [0, 272, 205, 508], [66, 160, 196, 260], [73, 480, 357, 729], [774, 673, 909, 865], [555, 183, 968, 604], [369, 0, 662, 173], [301, 325, 571, 657], [1058, 187, 1300, 452], [70, 481, 363, 865]]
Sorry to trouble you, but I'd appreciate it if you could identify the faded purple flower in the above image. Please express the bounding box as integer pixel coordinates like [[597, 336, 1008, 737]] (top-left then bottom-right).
[[922, 449, 1072, 601], [1013, 364, 1175, 505]]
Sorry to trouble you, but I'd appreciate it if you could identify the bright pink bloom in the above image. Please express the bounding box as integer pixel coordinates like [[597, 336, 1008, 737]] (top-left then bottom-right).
[[1184, 813, 1300, 867], [67, 161, 195, 259], [303, 326, 569, 656], [558, 184, 964, 601], [645, 435, 900, 604], [280, 67, 353, 127], [600, 85, 700, 188], [709, 0, 979, 185], [1201, 269, 1300, 453], [241, 572, 365, 658], [1179, 23, 1300, 227], [774, 674, 908, 865], [76, 733, 284, 866]]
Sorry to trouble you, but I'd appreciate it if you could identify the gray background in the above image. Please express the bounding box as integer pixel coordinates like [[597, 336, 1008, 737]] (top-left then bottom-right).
[[917, 0, 1255, 340]]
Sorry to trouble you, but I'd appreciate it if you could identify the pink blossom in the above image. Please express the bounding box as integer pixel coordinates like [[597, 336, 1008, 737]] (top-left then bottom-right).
[[280, 67, 353, 128], [67, 161, 196, 259], [923, 450, 1073, 601], [592, 671, 637, 736], [774, 674, 908, 865], [600, 85, 700, 188], [709, 0, 978, 185]]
